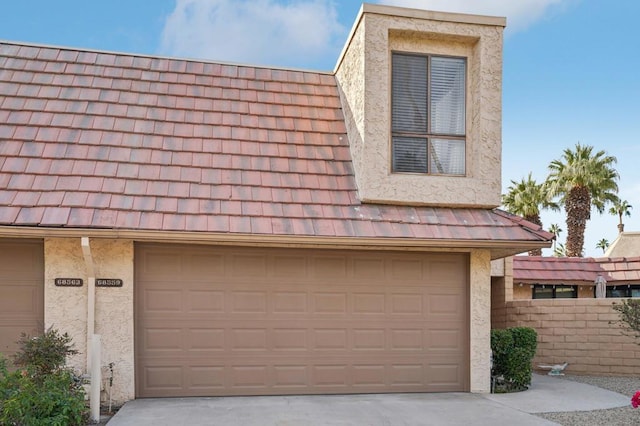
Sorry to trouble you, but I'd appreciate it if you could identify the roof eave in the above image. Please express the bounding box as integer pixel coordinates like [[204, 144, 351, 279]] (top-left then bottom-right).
[[0, 225, 549, 258]]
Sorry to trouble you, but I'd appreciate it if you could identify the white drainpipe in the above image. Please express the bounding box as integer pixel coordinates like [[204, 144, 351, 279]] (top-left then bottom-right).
[[81, 237, 101, 423]]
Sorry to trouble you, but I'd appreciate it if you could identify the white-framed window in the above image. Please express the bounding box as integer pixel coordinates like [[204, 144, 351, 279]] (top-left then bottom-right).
[[391, 52, 466, 175]]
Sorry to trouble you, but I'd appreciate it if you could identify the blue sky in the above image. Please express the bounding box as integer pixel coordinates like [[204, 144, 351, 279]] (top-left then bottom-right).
[[1, 0, 638, 257]]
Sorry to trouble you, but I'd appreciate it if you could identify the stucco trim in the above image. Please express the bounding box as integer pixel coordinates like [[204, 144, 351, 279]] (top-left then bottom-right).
[[335, 4, 506, 72], [362, 4, 506, 27]]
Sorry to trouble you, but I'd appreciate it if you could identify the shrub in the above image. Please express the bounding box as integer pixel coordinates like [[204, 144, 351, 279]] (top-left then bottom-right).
[[491, 327, 538, 392], [13, 327, 79, 379], [0, 367, 87, 425], [612, 299, 640, 342], [0, 328, 87, 425]]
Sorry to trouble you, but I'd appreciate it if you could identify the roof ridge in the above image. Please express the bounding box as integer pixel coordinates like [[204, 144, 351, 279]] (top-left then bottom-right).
[[0, 40, 335, 75]]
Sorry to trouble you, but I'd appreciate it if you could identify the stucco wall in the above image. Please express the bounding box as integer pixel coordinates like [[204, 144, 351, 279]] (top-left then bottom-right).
[[470, 249, 491, 393], [335, 6, 504, 207], [44, 238, 134, 404]]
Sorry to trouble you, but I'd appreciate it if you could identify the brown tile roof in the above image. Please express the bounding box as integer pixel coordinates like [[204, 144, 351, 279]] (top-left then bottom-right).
[[0, 42, 552, 248], [513, 256, 640, 284]]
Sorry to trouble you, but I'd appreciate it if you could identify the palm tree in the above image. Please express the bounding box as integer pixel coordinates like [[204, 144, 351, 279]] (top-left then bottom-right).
[[553, 242, 567, 257], [548, 223, 562, 252], [502, 173, 559, 256], [596, 238, 609, 254], [546, 143, 619, 257], [609, 199, 632, 234]]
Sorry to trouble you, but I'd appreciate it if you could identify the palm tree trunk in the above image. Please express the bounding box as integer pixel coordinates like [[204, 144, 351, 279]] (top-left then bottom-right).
[[525, 213, 543, 256], [565, 186, 590, 257]]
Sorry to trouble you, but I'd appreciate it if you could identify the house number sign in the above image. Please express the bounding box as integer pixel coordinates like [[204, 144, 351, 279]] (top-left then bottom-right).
[[96, 279, 123, 287], [54, 278, 83, 287]]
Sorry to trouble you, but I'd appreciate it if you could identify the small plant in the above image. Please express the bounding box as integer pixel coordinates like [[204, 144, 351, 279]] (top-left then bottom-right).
[[491, 327, 538, 392], [0, 327, 88, 425], [612, 299, 640, 342], [632, 390, 640, 409], [13, 327, 79, 379]]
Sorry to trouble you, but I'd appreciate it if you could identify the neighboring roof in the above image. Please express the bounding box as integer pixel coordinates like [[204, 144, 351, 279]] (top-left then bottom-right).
[[513, 256, 640, 285], [0, 42, 551, 252], [604, 232, 640, 258]]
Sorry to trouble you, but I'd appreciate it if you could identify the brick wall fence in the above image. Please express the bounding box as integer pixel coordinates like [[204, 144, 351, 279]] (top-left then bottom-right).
[[497, 299, 640, 376]]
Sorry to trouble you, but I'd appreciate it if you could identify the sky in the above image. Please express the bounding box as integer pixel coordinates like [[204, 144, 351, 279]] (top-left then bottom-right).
[[1, 0, 639, 257]]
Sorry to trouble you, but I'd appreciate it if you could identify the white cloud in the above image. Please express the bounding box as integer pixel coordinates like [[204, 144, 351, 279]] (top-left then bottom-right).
[[378, 0, 573, 32], [160, 0, 345, 69]]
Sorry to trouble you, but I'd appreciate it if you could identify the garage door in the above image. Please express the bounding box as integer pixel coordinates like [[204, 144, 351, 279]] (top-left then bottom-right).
[[0, 239, 44, 360], [135, 244, 469, 397]]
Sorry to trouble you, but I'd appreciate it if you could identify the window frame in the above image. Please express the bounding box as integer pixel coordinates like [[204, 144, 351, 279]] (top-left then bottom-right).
[[532, 284, 578, 299], [390, 51, 468, 176], [606, 284, 640, 298]]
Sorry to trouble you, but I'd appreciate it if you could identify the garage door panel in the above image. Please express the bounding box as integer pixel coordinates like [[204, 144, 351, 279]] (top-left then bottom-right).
[[232, 291, 267, 313], [188, 290, 225, 312], [273, 365, 309, 388], [230, 254, 267, 277], [427, 329, 464, 351], [353, 293, 385, 314], [189, 366, 225, 389], [135, 244, 469, 397], [0, 284, 40, 314], [0, 240, 43, 361], [390, 293, 423, 315], [189, 329, 225, 351], [312, 292, 347, 314], [427, 363, 464, 388], [272, 328, 307, 351], [272, 291, 308, 313]]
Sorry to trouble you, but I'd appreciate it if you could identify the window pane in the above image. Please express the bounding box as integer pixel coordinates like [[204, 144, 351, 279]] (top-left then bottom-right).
[[533, 286, 553, 299], [392, 137, 427, 173], [430, 139, 465, 175], [431, 57, 466, 135], [607, 288, 628, 298], [392, 54, 428, 133], [555, 285, 577, 299]]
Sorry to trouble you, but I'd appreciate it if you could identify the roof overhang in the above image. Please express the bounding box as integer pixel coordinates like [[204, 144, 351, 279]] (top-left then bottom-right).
[[0, 225, 549, 260]]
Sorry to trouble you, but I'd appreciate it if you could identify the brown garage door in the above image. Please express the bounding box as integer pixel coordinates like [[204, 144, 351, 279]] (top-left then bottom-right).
[[0, 239, 44, 360], [135, 244, 469, 397]]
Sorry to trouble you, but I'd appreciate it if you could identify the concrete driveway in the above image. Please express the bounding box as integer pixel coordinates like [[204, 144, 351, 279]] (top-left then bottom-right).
[[107, 374, 630, 426]]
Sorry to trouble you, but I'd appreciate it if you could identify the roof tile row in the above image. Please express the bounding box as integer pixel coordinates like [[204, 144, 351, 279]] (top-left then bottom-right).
[[0, 42, 552, 245]]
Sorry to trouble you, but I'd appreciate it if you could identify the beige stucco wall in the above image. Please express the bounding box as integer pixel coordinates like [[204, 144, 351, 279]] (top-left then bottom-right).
[[335, 5, 505, 207], [44, 238, 134, 404], [469, 249, 491, 393]]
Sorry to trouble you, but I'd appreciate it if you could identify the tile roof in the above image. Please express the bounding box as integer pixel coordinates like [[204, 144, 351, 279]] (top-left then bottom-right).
[[513, 256, 640, 284], [0, 42, 552, 248]]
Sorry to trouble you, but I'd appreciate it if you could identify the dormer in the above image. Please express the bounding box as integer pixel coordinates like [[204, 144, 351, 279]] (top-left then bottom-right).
[[335, 4, 505, 208]]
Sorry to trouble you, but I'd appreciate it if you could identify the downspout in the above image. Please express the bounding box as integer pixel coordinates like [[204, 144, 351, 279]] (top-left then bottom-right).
[[81, 237, 101, 423], [81, 237, 95, 366]]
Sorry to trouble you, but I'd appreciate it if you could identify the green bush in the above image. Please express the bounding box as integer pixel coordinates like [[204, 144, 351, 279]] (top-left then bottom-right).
[[13, 328, 79, 379], [612, 299, 640, 342], [0, 328, 88, 425], [491, 327, 538, 392]]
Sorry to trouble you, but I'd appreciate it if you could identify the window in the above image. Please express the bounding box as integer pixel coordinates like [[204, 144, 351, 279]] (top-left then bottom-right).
[[391, 53, 466, 175], [532, 284, 577, 299], [606, 285, 640, 298]]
